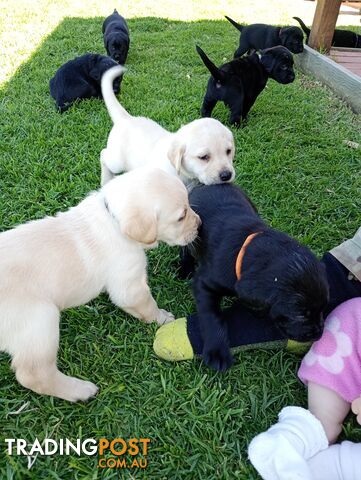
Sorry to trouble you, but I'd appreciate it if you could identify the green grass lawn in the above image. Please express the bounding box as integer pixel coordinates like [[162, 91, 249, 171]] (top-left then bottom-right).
[[0, 2, 360, 479]]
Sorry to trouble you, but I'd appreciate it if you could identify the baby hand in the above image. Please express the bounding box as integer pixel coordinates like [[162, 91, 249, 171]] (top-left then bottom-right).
[[351, 396, 361, 425]]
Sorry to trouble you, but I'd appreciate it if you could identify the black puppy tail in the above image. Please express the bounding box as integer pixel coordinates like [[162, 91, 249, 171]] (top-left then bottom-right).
[[293, 17, 310, 36], [225, 15, 244, 32], [196, 46, 224, 82]]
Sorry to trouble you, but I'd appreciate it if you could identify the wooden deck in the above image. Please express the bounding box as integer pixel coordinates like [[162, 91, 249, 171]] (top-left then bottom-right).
[[329, 47, 361, 77], [295, 45, 361, 113], [343, 2, 361, 12]]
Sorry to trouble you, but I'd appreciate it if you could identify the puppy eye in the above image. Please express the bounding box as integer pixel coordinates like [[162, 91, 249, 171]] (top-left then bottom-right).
[[280, 65, 288, 70], [198, 154, 210, 161], [226, 148, 232, 155], [178, 210, 187, 222]]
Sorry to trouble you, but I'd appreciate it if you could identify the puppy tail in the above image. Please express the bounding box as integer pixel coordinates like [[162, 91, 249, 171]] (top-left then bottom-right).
[[101, 65, 129, 124], [225, 15, 244, 32], [293, 17, 310, 36], [196, 46, 224, 82]]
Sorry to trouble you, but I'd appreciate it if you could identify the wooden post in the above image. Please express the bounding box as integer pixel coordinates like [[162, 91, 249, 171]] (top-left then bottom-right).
[[309, 0, 342, 52]]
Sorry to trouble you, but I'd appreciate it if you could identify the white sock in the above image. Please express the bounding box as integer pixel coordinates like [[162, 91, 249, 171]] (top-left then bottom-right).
[[248, 407, 328, 480], [308, 441, 361, 480]]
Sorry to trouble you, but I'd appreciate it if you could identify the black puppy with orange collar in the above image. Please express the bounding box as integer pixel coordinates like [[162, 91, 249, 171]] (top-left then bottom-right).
[[225, 16, 304, 57], [196, 45, 295, 126], [179, 184, 329, 371]]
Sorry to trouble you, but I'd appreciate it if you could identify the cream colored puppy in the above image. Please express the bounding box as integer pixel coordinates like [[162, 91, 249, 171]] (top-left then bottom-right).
[[100, 66, 235, 187], [0, 168, 200, 402]]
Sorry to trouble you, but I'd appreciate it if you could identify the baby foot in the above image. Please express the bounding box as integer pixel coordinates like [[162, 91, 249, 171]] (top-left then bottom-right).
[[248, 432, 312, 480]]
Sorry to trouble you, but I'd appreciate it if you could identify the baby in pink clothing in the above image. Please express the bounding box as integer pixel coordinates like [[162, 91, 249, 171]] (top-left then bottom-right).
[[299, 297, 361, 442], [249, 298, 361, 480]]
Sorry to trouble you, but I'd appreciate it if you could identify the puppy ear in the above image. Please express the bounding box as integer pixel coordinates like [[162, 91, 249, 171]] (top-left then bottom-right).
[[269, 300, 283, 320], [121, 206, 158, 245], [168, 140, 186, 174], [235, 276, 271, 312], [260, 51, 276, 74]]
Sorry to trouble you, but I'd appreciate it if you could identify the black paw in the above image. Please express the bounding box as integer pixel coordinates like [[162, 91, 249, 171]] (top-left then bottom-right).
[[200, 109, 212, 118], [178, 248, 196, 280], [202, 344, 234, 372], [230, 116, 241, 128], [178, 263, 194, 280]]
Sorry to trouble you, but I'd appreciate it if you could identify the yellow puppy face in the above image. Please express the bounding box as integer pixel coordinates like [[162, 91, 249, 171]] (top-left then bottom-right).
[[155, 181, 201, 247], [168, 118, 235, 185], [105, 168, 200, 247]]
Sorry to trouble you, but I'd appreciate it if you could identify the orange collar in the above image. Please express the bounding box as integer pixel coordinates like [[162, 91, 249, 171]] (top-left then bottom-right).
[[235, 232, 262, 280]]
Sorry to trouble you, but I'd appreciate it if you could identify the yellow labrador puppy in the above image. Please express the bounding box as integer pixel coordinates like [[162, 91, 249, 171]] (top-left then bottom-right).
[[0, 167, 200, 402], [100, 66, 235, 187]]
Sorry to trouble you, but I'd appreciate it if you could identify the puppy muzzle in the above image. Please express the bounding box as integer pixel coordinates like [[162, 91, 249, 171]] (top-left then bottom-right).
[[181, 228, 200, 246], [293, 45, 304, 54], [286, 73, 295, 83], [279, 72, 295, 84], [282, 323, 324, 342], [219, 170, 232, 182]]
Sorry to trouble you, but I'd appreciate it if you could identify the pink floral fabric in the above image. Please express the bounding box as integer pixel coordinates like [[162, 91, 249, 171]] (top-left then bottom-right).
[[298, 298, 361, 402]]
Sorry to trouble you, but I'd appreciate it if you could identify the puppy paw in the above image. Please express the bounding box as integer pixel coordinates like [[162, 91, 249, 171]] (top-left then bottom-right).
[[178, 264, 194, 280], [156, 309, 175, 326], [231, 120, 241, 129], [61, 378, 99, 402], [202, 344, 233, 372], [69, 379, 98, 402]]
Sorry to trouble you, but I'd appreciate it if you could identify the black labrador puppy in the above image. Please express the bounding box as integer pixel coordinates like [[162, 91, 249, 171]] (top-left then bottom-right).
[[196, 45, 295, 126], [293, 17, 361, 49], [102, 9, 130, 64], [49, 54, 121, 112], [180, 184, 329, 371], [225, 16, 304, 57]]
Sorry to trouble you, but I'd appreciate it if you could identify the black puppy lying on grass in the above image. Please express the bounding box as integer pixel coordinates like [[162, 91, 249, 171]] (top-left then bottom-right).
[[179, 184, 329, 372], [293, 17, 361, 49], [225, 15, 304, 57], [196, 45, 295, 127], [50, 54, 121, 112], [102, 9, 130, 64]]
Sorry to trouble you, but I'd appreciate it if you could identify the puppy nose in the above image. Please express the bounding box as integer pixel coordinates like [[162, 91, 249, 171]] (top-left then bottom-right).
[[219, 170, 232, 182]]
